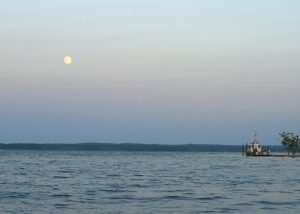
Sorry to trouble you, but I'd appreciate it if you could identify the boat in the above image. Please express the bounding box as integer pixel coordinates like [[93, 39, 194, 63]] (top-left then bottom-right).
[[243, 133, 270, 156]]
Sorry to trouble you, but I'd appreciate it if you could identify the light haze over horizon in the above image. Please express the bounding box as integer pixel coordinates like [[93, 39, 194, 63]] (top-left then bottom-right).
[[1, 0, 299, 145]]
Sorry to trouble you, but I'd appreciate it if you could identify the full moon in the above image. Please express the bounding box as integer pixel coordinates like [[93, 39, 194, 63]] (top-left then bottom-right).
[[64, 56, 72, 64]]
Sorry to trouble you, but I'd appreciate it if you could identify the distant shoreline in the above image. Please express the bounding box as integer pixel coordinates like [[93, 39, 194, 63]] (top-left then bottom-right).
[[0, 143, 286, 152]]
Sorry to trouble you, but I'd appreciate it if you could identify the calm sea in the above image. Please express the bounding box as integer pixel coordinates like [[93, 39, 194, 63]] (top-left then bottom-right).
[[0, 151, 299, 214]]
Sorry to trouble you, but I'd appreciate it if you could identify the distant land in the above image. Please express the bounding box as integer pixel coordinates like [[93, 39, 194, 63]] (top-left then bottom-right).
[[0, 143, 286, 152]]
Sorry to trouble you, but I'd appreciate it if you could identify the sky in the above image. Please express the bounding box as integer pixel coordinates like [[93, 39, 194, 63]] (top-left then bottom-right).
[[1, 0, 300, 144]]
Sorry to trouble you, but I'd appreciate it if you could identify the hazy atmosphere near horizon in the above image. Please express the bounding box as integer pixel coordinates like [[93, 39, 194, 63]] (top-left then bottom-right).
[[1, 0, 299, 144]]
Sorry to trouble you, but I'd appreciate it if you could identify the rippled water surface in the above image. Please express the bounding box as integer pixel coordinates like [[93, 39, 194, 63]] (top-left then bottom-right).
[[1, 151, 300, 213]]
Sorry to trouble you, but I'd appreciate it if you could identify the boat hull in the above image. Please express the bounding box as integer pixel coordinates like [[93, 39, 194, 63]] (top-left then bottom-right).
[[245, 151, 269, 156]]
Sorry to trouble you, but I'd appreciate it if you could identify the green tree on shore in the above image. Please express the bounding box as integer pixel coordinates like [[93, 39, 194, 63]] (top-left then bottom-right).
[[279, 132, 300, 155]]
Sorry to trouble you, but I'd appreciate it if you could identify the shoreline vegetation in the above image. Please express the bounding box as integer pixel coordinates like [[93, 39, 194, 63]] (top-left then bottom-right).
[[279, 132, 300, 156], [0, 143, 287, 152]]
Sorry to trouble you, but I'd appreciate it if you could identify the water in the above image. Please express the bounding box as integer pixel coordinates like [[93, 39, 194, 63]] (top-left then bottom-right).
[[1, 151, 300, 213]]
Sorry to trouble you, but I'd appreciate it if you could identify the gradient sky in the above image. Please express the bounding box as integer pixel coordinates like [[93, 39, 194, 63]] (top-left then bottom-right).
[[1, 0, 300, 144]]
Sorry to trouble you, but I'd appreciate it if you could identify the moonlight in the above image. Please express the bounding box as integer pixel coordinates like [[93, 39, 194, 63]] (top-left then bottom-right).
[[64, 56, 72, 64]]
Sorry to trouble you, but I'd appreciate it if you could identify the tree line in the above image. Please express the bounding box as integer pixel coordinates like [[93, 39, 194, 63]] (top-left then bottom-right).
[[0, 143, 243, 152], [279, 132, 300, 155]]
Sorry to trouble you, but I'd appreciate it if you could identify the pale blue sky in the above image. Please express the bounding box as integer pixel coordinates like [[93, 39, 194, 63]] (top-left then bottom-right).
[[1, 0, 299, 144]]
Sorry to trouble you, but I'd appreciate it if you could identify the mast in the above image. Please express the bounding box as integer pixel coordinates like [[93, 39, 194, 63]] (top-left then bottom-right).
[[253, 131, 258, 144]]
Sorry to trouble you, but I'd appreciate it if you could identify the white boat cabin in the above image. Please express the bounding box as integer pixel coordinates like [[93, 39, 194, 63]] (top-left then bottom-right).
[[248, 137, 262, 153], [245, 133, 269, 156]]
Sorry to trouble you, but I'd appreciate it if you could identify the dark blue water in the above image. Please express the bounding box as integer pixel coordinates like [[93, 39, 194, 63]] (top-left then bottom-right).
[[1, 151, 299, 213]]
